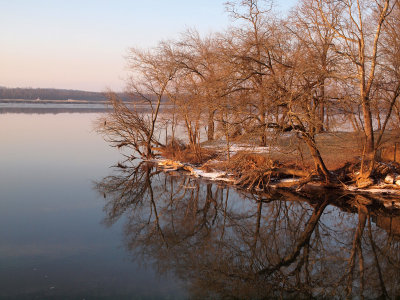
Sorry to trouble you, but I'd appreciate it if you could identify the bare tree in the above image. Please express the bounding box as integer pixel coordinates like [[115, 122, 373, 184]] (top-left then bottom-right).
[[172, 30, 224, 142], [97, 93, 164, 158], [375, 1, 400, 147], [288, 0, 339, 134], [127, 44, 177, 157], [316, 0, 397, 186], [225, 0, 276, 146], [98, 42, 177, 158]]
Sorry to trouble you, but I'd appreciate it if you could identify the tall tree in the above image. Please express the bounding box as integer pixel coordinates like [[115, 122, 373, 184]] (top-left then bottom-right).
[[173, 30, 225, 142], [316, 0, 396, 186], [288, 0, 339, 133], [99, 42, 177, 158], [225, 0, 276, 146]]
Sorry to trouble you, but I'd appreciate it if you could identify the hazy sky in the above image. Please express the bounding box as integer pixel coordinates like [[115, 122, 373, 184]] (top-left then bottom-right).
[[0, 0, 297, 92]]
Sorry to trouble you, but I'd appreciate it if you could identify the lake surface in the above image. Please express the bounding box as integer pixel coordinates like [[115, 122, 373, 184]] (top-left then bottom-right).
[[0, 112, 186, 299], [1, 108, 400, 299]]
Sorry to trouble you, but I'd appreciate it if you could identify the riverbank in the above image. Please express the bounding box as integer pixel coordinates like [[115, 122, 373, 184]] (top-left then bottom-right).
[[152, 139, 400, 199]]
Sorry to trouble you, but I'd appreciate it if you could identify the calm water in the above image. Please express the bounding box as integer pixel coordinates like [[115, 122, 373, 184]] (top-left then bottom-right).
[[0, 112, 185, 299], [1, 110, 400, 299]]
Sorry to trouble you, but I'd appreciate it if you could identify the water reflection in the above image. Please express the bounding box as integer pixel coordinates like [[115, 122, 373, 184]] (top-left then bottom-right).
[[96, 162, 400, 299]]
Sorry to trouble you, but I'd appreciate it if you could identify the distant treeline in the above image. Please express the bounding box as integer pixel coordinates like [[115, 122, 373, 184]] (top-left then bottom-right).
[[0, 87, 131, 101]]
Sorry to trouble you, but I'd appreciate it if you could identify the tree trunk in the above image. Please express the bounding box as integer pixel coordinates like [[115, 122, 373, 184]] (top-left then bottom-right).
[[207, 108, 215, 141], [259, 108, 267, 147], [302, 134, 331, 182], [316, 103, 325, 133], [146, 97, 162, 158], [360, 96, 376, 178]]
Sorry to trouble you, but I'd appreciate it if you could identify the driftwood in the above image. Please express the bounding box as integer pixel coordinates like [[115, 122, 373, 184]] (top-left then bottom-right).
[[234, 167, 311, 190], [157, 160, 197, 176]]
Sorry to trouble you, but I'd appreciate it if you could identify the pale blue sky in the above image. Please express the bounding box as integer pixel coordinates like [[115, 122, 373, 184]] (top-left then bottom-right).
[[0, 0, 297, 92]]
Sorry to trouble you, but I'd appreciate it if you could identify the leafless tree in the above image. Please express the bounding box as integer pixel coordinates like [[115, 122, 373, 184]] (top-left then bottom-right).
[[316, 0, 398, 186], [98, 42, 177, 158], [225, 0, 278, 147]]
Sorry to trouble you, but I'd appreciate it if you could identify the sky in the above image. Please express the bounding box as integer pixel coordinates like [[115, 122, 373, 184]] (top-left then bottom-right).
[[0, 0, 297, 92]]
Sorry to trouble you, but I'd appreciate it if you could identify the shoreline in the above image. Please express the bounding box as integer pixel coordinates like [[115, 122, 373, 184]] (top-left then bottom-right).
[[152, 156, 400, 198]]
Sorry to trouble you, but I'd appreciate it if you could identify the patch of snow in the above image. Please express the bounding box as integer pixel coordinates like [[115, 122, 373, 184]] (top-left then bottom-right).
[[345, 184, 400, 194], [384, 174, 396, 184], [353, 187, 400, 194], [192, 169, 234, 182], [346, 186, 358, 191], [383, 201, 400, 209], [228, 144, 279, 154], [279, 178, 300, 183], [363, 188, 400, 194], [154, 158, 234, 182], [204, 143, 279, 155]]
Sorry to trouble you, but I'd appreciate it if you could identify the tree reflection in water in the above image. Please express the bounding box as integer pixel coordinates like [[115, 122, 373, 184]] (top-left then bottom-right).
[[95, 162, 400, 299]]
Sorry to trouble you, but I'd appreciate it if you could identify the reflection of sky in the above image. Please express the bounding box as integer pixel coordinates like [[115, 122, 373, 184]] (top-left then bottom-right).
[[0, 113, 115, 191], [0, 112, 118, 258], [0, 112, 185, 298]]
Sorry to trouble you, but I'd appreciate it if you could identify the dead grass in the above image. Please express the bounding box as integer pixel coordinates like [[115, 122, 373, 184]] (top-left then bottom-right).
[[158, 140, 218, 165], [260, 131, 365, 171], [201, 132, 366, 173]]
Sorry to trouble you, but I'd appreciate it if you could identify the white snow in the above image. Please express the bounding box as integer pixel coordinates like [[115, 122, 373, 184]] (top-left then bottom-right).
[[278, 178, 300, 183], [384, 174, 396, 184], [346, 185, 400, 194], [203, 143, 279, 155], [191, 168, 234, 182], [228, 144, 277, 154], [362, 188, 400, 194], [383, 201, 400, 209], [155, 158, 234, 182]]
